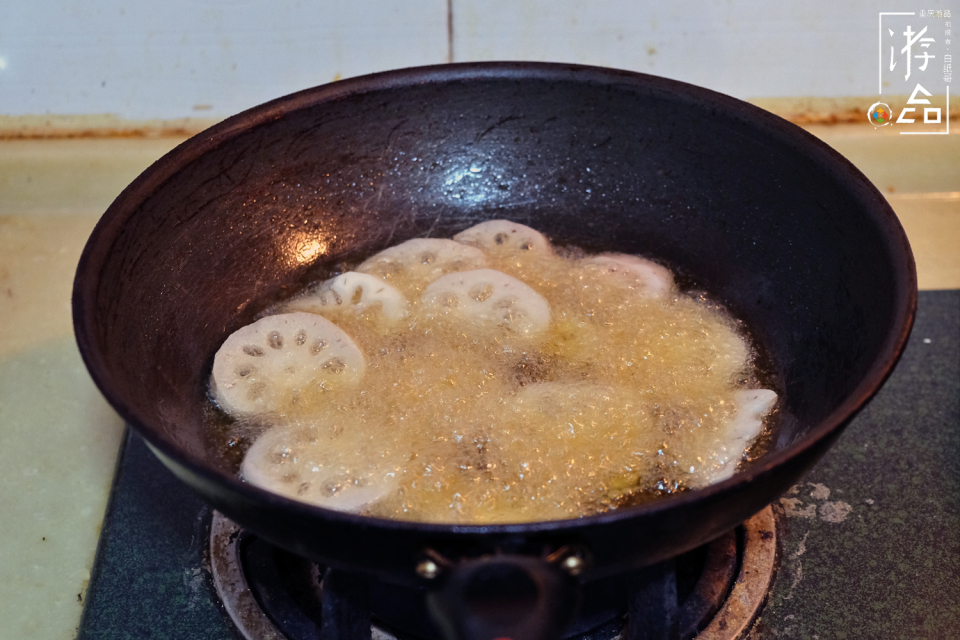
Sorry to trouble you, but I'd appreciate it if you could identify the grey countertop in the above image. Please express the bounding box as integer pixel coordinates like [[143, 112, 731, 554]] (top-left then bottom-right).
[[752, 289, 960, 639]]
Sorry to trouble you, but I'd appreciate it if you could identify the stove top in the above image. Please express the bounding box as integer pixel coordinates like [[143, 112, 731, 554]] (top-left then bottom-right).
[[76, 290, 960, 640], [205, 506, 776, 640]]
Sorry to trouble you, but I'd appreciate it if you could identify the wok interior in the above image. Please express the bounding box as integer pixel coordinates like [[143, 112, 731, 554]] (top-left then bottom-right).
[[85, 68, 906, 524]]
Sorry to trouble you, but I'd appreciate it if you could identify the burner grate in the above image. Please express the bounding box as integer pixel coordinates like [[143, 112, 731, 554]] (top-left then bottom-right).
[[210, 508, 776, 640]]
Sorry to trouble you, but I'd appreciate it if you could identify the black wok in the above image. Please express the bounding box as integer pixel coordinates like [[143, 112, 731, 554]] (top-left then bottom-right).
[[73, 62, 915, 635]]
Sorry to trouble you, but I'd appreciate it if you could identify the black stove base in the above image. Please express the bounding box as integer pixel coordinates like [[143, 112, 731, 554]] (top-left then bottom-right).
[[77, 427, 235, 639]]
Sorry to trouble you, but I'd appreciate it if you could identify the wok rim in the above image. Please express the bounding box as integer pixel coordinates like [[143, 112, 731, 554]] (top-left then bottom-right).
[[73, 60, 918, 537]]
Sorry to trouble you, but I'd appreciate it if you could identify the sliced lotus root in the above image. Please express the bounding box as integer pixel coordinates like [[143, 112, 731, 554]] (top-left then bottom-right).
[[241, 421, 398, 513], [453, 220, 552, 256], [210, 312, 366, 416], [356, 238, 487, 294], [510, 382, 616, 422], [583, 253, 675, 298], [421, 269, 551, 336], [694, 388, 778, 485], [285, 272, 409, 324]]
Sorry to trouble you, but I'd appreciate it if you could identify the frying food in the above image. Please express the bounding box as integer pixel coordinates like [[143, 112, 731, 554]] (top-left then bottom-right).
[[210, 220, 777, 523]]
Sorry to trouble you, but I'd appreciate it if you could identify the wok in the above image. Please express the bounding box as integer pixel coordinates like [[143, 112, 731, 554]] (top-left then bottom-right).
[[73, 63, 915, 637]]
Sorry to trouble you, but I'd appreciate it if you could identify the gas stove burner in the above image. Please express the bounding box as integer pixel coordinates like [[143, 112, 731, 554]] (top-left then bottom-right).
[[210, 508, 776, 640]]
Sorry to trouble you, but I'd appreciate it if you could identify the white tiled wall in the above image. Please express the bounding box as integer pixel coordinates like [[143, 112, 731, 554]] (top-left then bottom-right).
[[455, 1, 873, 98], [0, 0, 955, 119], [0, 0, 449, 119]]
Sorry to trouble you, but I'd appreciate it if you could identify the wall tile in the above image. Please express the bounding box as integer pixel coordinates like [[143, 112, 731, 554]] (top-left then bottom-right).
[[0, 1, 449, 119], [452, 0, 953, 100]]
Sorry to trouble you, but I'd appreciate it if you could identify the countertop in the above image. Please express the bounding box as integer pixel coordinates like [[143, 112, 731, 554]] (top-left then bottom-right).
[[0, 124, 957, 639]]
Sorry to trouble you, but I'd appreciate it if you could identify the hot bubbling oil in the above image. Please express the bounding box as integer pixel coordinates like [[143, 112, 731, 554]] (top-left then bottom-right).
[[217, 226, 773, 524]]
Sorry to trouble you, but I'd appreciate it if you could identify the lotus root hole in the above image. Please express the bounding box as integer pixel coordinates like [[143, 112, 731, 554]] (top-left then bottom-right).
[[501, 309, 521, 323], [469, 283, 495, 302], [323, 357, 346, 374], [322, 478, 343, 496]]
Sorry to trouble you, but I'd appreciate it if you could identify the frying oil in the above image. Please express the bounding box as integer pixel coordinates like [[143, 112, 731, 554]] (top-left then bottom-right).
[[221, 241, 769, 524]]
